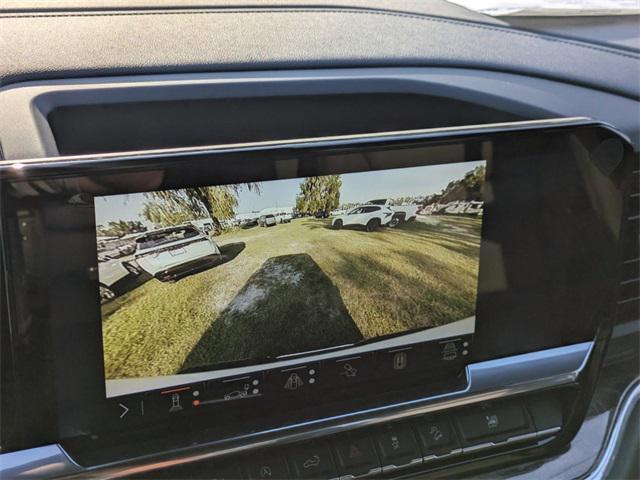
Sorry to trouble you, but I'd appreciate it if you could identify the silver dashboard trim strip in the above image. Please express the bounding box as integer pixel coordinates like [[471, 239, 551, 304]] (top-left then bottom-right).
[[0, 444, 82, 479], [585, 377, 640, 480], [0, 117, 608, 176], [0, 341, 591, 479]]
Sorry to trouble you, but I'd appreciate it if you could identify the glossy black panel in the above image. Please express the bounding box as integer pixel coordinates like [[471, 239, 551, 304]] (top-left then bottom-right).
[[0, 120, 634, 455]]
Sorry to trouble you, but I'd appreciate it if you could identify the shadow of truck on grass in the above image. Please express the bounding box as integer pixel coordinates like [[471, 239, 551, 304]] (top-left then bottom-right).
[[155, 241, 247, 283], [180, 253, 363, 372]]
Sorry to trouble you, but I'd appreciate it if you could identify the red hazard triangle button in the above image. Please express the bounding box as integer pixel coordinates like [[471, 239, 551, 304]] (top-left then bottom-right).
[[336, 438, 377, 474]]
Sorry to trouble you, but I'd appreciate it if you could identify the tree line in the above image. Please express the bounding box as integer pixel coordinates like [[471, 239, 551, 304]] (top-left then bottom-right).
[[97, 167, 483, 237], [145, 177, 342, 231], [96, 220, 147, 237], [141, 184, 260, 231], [295, 175, 342, 214], [422, 165, 486, 206], [97, 175, 346, 238]]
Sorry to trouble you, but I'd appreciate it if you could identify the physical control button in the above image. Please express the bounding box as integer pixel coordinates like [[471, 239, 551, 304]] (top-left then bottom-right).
[[455, 401, 532, 444], [273, 364, 320, 394], [194, 462, 243, 479], [155, 387, 192, 414], [378, 346, 421, 377], [332, 434, 381, 477], [438, 338, 469, 362], [142, 385, 199, 418], [414, 417, 459, 458], [287, 443, 337, 479], [157, 460, 243, 479], [374, 423, 422, 470], [326, 355, 373, 385], [245, 453, 290, 479], [199, 375, 262, 407]]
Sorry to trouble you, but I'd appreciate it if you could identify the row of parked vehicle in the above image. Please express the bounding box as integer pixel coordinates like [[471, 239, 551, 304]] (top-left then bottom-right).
[[420, 200, 484, 216], [96, 199, 422, 301], [256, 211, 292, 227]]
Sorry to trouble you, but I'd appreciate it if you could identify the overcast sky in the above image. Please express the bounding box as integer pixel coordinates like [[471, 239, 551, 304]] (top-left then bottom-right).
[[94, 160, 485, 226]]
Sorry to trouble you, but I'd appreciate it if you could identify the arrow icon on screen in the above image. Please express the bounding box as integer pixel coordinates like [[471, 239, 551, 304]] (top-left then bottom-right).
[[119, 403, 129, 419]]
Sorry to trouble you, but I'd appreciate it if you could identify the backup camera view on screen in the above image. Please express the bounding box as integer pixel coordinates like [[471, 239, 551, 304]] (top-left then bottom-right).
[[96, 160, 486, 395]]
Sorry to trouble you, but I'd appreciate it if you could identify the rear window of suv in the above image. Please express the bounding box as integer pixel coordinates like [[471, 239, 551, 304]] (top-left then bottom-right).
[[136, 227, 200, 250]]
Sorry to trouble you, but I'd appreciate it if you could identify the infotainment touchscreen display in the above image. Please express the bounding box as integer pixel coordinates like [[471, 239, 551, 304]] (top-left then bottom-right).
[[96, 161, 485, 397], [1, 119, 634, 449]]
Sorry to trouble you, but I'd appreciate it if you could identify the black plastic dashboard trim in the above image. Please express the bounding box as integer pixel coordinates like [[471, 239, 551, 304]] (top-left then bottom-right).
[[0, 341, 592, 479], [0, 118, 634, 478], [1, 68, 638, 163]]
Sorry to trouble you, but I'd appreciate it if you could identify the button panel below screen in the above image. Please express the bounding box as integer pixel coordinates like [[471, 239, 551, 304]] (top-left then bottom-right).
[[141, 395, 561, 479]]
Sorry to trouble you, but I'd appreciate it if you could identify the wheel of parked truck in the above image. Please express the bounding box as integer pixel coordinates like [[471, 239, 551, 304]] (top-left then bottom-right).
[[408, 216, 416, 222], [99, 284, 116, 302], [122, 261, 142, 276], [388, 217, 401, 228], [333, 219, 343, 230], [366, 218, 380, 232]]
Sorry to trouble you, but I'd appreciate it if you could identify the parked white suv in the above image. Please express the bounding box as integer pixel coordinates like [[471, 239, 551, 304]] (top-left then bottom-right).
[[331, 205, 394, 232], [134, 225, 221, 282], [98, 256, 142, 302]]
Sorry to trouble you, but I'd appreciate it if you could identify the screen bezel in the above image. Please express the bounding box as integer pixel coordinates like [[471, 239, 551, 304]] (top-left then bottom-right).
[[0, 118, 634, 449]]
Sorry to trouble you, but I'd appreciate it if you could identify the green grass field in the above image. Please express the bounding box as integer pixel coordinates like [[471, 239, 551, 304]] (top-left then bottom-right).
[[102, 216, 482, 379]]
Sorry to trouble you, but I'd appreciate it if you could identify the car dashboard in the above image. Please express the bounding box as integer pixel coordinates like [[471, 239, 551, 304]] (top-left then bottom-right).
[[0, 2, 638, 480]]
